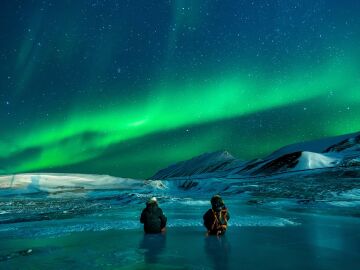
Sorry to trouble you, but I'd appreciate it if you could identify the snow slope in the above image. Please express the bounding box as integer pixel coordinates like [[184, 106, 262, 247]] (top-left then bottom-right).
[[295, 151, 341, 170]]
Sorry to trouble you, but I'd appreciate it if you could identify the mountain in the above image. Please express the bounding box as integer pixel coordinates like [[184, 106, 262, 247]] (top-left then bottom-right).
[[150, 150, 244, 179], [266, 131, 360, 159], [249, 151, 341, 175], [150, 132, 360, 180], [324, 134, 360, 153]]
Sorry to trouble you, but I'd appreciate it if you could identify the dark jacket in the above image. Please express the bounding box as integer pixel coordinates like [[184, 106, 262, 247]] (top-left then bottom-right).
[[203, 207, 230, 235], [140, 203, 167, 233]]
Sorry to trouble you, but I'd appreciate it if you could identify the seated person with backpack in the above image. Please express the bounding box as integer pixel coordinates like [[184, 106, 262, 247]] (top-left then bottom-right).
[[140, 197, 167, 234], [203, 195, 230, 236]]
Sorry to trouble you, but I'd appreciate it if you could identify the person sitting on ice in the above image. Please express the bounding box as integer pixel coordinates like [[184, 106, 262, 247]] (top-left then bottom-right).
[[140, 197, 167, 234], [203, 195, 230, 236]]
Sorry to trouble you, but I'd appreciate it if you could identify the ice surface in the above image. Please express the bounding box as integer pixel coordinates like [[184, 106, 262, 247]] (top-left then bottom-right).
[[1, 172, 360, 269], [335, 188, 360, 200]]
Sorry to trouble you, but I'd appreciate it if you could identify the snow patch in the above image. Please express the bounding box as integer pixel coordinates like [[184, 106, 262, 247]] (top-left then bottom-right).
[[177, 200, 209, 206], [333, 189, 360, 200], [294, 151, 340, 170], [326, 201, 360, 207]]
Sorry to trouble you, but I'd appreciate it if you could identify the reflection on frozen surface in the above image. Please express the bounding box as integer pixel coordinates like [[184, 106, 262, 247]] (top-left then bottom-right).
[[204, 236, 231, 270], [139, 234, 166, 264]]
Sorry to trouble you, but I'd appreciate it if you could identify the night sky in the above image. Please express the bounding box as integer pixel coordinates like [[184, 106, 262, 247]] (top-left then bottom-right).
[[1, 0, 360, 178]]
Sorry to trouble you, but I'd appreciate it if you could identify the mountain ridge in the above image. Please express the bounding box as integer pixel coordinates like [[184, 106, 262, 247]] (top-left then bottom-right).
[[150, 131, 360, 180]]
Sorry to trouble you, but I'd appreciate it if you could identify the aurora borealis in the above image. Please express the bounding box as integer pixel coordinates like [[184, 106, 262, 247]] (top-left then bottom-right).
[[1, 1, 360, 178]]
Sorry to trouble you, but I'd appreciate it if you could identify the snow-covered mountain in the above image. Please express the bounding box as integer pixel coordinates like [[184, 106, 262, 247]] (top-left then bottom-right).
[[150, 132, 360, 179], [151, 150, 244, 179], [267, 132, 360, 159], [248, 151, 341, 175], [324, 134, 360, 153]]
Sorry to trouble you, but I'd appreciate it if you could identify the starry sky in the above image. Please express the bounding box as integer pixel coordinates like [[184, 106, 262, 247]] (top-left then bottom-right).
[[1, 0, 360, 178]]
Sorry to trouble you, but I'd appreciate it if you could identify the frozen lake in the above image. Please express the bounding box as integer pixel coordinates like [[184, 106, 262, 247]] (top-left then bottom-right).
[[1, 174, 360, 269]]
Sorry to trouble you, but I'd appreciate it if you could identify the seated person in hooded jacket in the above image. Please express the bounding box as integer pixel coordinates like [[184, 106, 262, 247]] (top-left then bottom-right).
[[140, 197, 167, 233], [203, 195, 230, 236]]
